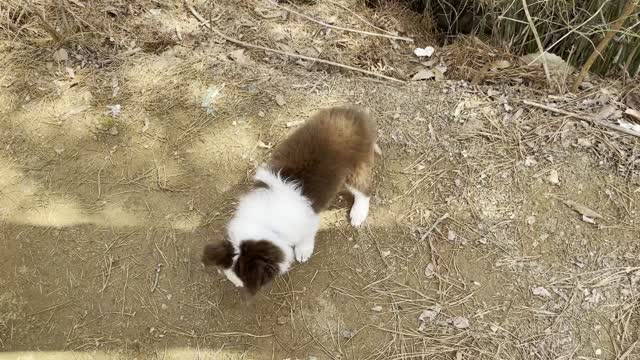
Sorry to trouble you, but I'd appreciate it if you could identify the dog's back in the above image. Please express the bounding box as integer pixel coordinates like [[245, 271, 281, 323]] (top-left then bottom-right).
[[269, 107, 376, 212]]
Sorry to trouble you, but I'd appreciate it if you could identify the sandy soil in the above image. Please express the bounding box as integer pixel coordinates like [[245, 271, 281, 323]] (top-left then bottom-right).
[[1, 1, 639, 359]]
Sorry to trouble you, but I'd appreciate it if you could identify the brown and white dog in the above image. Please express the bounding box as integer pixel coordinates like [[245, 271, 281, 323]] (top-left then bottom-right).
[[202, 106, 377, 294]]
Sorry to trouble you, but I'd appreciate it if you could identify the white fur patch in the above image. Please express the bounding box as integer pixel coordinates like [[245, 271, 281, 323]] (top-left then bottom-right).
[[225, 166, 320, 284], [347, 186, 370, 227], [223, 267, 244, 287]]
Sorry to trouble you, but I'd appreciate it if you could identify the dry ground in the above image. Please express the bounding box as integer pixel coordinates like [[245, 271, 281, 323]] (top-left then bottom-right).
[[1, 1, 639, 359]]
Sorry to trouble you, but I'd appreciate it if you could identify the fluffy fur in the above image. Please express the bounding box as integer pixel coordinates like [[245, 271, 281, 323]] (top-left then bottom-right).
[[202, 106, 377, 294]]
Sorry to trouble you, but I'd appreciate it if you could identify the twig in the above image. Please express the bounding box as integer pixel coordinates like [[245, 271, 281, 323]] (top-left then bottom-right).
[[419, 213, 450, 241], [521, 0, 552, 87], [184, 2, 405, 84], [326, 0, 396, 36], [29, 5, 63, 42], [151, 263, 162, 292], [29, 296, 83, 316], [571, 0, 639, 92], [523, 100, 640, 138], [265, 0, 413, 42]]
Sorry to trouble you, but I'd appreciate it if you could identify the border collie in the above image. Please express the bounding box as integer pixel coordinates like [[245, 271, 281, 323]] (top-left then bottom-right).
[[202, 106, 378, 294]]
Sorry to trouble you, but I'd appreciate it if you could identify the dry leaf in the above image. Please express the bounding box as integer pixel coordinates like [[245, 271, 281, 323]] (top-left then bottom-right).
[[563, 200, 603, 219], [414, 46, 434, 57], [547, 169, 560, 185], [532, 286, 551, 298], [257, 140, 272, 149], [424, 263, 436, 278], [490, 60, 511, 70], [106, 104, 121, 117], [595, 105, 617, 121], [65, 67, 75, 79], [53, 48, 68, 62], [229, 49, 249, 65], [452, 316, 470, 329], [432, 67, 445, 81], [421, 60, 436, 67], [412, 69, 434, 81]]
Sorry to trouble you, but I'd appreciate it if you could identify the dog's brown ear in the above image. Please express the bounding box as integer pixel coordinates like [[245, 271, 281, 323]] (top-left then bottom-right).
[[202, 240, 234, 268], [235, 240, 283, 295]]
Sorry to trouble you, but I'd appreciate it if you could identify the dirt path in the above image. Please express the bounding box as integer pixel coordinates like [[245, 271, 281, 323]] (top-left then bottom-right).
[[1, 1, 639, 359]]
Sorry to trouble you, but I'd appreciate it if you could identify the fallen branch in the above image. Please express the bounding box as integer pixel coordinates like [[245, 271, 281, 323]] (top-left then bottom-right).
[[571, 0, 639, 93], [265, 0, 413, 43], [185, 2, 405, 84], [523, 100, 640, 138]]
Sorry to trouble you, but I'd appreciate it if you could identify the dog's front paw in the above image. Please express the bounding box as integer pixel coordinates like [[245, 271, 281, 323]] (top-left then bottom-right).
[[295, 245, 313, 263]]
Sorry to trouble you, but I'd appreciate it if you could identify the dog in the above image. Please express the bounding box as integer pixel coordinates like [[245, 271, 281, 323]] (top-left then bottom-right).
[[202, 106, 378, 294]]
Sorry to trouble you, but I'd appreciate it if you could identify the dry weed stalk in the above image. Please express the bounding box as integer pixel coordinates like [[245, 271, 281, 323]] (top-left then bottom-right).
[[571, 0, 639, 92]]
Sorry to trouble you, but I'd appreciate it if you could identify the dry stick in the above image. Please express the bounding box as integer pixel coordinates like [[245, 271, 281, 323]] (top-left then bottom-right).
[[326, 0, 396, 36], [185, 2, 405, 84], [30, 5, 63, 42], [571, 0, 639, 93], [265, 0, 413, 42], [521, 0, 552, 87], [523, 100, 640, 138]]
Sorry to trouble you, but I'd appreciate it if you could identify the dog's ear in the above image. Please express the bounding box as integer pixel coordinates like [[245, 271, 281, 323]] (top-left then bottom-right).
[[235, 240, 283, 295], [202, 240, 234, 268]]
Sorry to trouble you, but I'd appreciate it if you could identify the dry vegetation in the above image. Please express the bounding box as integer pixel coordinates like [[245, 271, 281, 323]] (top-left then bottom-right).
[[1, 0, 640, 359]]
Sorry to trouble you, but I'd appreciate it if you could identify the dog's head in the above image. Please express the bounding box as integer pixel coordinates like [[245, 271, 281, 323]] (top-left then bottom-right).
[[202, 239, 283, 295]]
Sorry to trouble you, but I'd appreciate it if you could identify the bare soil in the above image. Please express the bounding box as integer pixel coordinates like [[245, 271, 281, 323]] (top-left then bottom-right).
[[1, 1, 639, 359]]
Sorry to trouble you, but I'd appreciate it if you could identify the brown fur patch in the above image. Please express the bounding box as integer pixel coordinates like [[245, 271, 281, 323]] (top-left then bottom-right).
[[202, 240, 234, 269], [234, 240, 283, 294], [253, 180, 269, 190], [269, 106, 377, 212]]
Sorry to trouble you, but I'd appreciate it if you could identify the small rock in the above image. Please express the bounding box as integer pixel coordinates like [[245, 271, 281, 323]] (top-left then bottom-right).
[[258, 111, 265, 117], [532, 286, 552, 298], [277, 316, 288, 325], [547, 169, 560, 185], [161, 303, 168, 310], [526, 215, 536, 225], [424, 263, 436, 278], [371, 305, 383, 312], [275, 94, 286, 106], [109, 126, 119, 136], [54, 145, 65, 155], [447, 229, 456, 242], [340, 329, 355, 339], [149, 8, 161, 16], [452, 316, 470, 329]]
